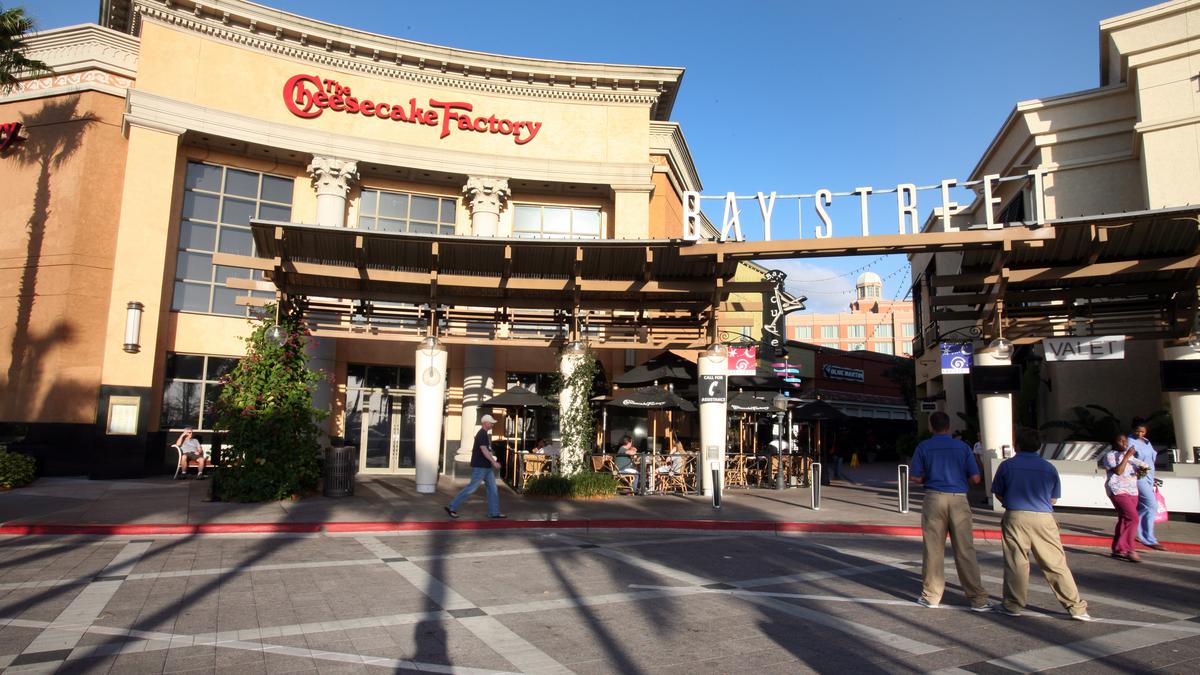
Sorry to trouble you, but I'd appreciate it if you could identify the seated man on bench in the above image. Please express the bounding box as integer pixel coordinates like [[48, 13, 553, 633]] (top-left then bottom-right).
[[175, 426, 207, 480]]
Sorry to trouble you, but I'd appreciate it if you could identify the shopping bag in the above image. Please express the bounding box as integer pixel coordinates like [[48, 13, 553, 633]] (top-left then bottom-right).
[[1154, 487, 1168, 524]]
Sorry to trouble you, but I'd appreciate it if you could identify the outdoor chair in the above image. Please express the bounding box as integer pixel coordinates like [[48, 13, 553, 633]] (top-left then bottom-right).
[[611, 455, 638, 493], [172, 443, 212, 480], [725, 454, 748, 488], [658, 453, 695, 494]]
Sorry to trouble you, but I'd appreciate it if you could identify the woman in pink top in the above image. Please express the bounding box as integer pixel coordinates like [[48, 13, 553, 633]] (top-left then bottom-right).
[[1100, 433, 1150, 562]]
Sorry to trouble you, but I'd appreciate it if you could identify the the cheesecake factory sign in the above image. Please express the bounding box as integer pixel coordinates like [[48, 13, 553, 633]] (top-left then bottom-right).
[[283, 74, 543, 145]]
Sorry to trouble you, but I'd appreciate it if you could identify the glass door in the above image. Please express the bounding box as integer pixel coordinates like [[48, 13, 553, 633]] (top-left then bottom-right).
[[344, 364, 417, 475]]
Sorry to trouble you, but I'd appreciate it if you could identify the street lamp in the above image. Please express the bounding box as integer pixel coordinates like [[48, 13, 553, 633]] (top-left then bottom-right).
[[773, 393, 788, 491]]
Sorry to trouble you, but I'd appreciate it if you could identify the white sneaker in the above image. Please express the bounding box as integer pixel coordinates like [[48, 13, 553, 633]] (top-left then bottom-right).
[[1071, 613, 1095, 622], [917, 597, 939, 609], [996, 606, 1023, 617]]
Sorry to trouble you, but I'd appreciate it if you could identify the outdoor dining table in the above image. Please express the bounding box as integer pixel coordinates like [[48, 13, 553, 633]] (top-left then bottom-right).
[[516, 451, 557, 491], [635, 452, 697, 495]]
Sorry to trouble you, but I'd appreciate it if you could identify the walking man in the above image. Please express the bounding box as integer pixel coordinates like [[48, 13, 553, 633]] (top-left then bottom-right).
[[446, 414, 506, 519], [1129, 422, 1164, 550], [910, 411, 993, 610], [991, 427, 1092, 620]]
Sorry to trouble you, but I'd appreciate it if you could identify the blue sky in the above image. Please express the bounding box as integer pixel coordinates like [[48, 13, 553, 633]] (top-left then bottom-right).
[[24, 0, 1150, 311]]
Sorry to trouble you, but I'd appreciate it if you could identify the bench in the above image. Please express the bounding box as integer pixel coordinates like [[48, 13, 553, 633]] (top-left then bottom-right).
[[172, 442, 213, 479]]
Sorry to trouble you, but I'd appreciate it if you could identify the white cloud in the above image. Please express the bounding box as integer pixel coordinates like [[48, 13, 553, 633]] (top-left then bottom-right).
[[759, 260, 856, 314]]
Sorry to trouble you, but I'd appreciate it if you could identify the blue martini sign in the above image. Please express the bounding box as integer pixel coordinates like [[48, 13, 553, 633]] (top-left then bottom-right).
[[940, 342, 973, 375]]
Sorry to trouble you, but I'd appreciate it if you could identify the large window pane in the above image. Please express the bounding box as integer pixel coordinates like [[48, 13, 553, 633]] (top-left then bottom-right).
[[573, 209, 601, 236], [166, 354, 205, 380], [211, 286, 244, 316], [218, 227, 253, 256], [359, 190, 378, 215], [215, 265, 250, 285], [259, 203, 291, 222], [207, 357, 238, 380], [543, 207, 571, 233], [220, 197, 256, 226], [161, 381, 202, 429], [347, 364, 367, 389], [410, 195, 439, 222], [260, 175, 293, 204], [514, 205, 540, 231], [224, 169, 259, 198], [366, 366, 398, 389], [180, 221, 217, 251], [172, 281, 210, 312], [182, 192, 219, 222], [440, 200, 456, 223], [379, 192, 408, 219], [185, 162, 223, 192], [177, 251, 212, 281]]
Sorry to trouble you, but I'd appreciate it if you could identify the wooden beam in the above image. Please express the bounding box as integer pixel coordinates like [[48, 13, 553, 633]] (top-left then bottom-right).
[[933, 254, 1200, 287]]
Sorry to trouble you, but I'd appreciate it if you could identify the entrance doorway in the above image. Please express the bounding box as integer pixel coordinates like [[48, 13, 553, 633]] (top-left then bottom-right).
[[344, 364, 416, 475]]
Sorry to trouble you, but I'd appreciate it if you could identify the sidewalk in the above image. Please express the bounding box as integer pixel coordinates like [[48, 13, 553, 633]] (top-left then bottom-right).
[[1, 463, 1197, 550]]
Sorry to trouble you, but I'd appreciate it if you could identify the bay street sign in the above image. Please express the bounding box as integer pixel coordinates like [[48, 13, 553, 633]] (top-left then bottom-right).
[[1043, 336, 1125, 362]]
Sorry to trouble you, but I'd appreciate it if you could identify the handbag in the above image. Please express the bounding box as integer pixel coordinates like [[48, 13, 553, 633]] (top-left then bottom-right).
[[1154, 487, 1168, 524]]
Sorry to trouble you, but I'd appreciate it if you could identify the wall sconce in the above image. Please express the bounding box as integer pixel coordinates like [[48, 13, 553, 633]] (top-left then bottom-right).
[[123, 301, 144, 353]]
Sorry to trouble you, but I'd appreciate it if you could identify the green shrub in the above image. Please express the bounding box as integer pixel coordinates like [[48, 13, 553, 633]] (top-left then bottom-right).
[[212, 307, 325, 502], [524, 471, 618, 498], [0, 447, 36, 488]]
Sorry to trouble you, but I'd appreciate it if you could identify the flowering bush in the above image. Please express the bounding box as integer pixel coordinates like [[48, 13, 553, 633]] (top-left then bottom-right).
[[0, 447, 36, 489], [212, 306, 326, 502]]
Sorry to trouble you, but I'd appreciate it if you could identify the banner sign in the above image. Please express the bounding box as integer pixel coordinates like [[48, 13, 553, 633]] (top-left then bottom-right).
[[727, 347, 757, 377], [822, 364, 864, 383], [700, 374, 727, 404], [1043, 336, 1125, 362], [940, 342, 973, 375], [284, 74, 543, 145]]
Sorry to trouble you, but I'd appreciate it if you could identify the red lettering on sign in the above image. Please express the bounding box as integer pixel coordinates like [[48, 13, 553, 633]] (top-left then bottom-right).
[[281, 74, 542, 145]]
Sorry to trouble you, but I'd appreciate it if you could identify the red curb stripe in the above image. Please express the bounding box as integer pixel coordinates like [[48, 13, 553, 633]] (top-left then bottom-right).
[[1, 520, 1198, 554]]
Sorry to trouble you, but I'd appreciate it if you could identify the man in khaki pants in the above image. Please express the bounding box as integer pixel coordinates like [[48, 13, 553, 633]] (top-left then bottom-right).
[[991, 427, 1092, 620], [911, 412, 993, 610]]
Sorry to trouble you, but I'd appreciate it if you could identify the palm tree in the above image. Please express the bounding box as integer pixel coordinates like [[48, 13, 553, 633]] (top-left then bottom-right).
[[0, 5, 51, 92]]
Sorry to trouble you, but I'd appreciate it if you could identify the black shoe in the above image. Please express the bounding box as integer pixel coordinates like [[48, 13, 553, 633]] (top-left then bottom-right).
[[489, 514, 508, 519], [195, 475, 206, 481], [444, 506, 459, 519], [175, 474, 187, 480]]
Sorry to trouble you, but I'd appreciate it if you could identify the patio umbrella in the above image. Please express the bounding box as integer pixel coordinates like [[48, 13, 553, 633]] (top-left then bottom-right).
[[481, 385, 554, 455], [792, 400, 847, 481], [613, 351, 696, 386], [728, 391, 773, 455], [607, 386, 696, 453]]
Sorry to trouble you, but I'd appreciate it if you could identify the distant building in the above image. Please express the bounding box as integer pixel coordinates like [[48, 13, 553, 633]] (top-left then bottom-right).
[[788, 273, 915, 356]]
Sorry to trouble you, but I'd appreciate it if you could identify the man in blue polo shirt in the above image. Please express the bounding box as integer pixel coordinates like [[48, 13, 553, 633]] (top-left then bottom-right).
[[991, 427, 1091, 620], [910, 411, 992, 610]]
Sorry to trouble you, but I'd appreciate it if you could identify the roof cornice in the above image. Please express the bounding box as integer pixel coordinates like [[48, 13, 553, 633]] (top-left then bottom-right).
[[20, 24, 140, 80], [133, 0, 684, 119]]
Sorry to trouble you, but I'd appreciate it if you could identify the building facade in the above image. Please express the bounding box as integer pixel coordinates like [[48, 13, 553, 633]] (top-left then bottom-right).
[[0, 0, 770, 482], [788, 273, 915, 356]]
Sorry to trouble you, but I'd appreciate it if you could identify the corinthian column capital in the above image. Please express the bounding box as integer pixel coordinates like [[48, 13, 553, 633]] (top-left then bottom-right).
[[462, 176, 511, 217], [307, 156, 359, 198]]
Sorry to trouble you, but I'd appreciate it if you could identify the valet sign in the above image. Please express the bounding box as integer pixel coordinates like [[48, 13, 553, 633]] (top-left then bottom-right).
[[283, 74, 543, 145]]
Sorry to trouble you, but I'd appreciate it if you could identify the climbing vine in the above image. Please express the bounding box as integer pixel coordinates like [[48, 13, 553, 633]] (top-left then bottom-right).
[[553, 350, 598, 475]]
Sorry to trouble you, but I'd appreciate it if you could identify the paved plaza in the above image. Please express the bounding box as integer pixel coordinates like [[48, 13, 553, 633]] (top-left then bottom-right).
[[0, 526, 1198, 674]]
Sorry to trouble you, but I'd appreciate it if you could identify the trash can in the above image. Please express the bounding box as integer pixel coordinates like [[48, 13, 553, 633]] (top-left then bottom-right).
[[324, 446, 356, 498]]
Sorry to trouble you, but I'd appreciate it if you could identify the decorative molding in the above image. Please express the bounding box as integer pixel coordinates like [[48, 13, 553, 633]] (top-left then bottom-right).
[[125, 89, 655, 187], [19, 24, 140, 79], [1, 71, 131, 101], [463, 177, 511, 218], [649, 120, 702, 195], [133, 0, 682, 118], [307, 156, 359, 198]]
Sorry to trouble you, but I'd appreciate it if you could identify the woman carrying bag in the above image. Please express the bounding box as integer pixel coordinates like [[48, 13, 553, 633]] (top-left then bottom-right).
[[1099, 433, 1151, 563]]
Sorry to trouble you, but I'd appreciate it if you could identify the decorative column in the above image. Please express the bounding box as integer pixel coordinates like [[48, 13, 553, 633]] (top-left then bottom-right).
[[558, 341, 590, 473], [974, 345, 1014, 510], [414, 337, 448, 494], [463, 176, 510, 237], [307, 156, 359, 228], [457, 346, 495, 474], [1164, 344, 1200, 463], [698, 344, 729, 497]]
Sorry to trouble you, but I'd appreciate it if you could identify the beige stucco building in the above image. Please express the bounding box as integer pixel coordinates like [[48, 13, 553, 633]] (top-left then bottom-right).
[[788, 273, 915, 356], [1, 0, 770, 480], [911, 0, 1200, 457]]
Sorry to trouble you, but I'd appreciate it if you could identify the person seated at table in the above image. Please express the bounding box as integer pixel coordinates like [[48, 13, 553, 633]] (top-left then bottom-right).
[[533, 438, 548, 453], [542, 440, 560, 457], [615, 435, 639, 491]]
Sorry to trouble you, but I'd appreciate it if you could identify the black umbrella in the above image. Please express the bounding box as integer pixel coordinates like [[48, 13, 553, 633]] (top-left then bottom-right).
[[481, 386, 553, 455], [792, 400, 847, 421], [728, 391, 775, 413], [608, 386, 696, 453], [613, 351, 696, 386]]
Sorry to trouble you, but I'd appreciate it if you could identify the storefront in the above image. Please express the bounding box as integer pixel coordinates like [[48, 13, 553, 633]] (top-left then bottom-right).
[[0, 0, 766, 484]]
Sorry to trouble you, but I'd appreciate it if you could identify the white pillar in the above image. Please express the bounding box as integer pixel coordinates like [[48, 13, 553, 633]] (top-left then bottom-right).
[[463, 176, 510, 237], [458, 346, 495, 466], [698, 344, 728, 496], [975, 346, 1013, 510], [558, 341, 589, 474], [414, 337, 448, 494], [307, 156, 358, 227], [1164, 344, 1200, 463]]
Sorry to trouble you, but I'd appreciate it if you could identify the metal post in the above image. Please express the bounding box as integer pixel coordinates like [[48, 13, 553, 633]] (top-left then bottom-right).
[[711, 460, 722, 510], [811, 462, 822, 510], [775, 411, 786, 491], [638, 454, 650, 496], [898, 464, 910, 513]]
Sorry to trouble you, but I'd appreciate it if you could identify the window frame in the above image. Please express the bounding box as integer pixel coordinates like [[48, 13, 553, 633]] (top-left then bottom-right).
[[357, 187, 458, 236], [160, 353, 240, 431], [512, 202, 604, 239]]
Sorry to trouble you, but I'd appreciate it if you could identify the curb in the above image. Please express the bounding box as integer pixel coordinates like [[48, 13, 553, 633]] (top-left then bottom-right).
[[1, 519, 1198, 554]]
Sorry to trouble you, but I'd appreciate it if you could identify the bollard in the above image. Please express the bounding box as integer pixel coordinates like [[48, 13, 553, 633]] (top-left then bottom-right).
[[638, 454, 650, 496], [710, 460, 722, 510], [811, 462, 822, 510], [898, 464, 910, 513]]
